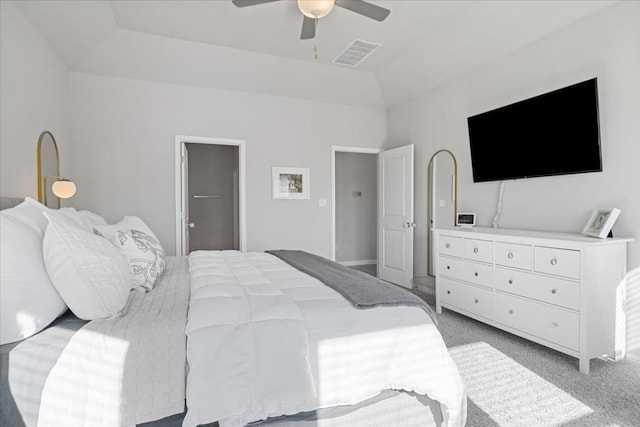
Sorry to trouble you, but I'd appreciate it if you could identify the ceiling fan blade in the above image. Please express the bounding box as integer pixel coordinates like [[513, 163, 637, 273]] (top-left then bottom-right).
[[300, 16, 316, 40], [335, 0, 390, 21], [231, 0, 281, 7]]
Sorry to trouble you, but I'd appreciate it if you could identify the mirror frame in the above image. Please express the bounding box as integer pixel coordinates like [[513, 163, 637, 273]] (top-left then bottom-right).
[[37, 130, 61, 208], [427, 149, 458, 276]]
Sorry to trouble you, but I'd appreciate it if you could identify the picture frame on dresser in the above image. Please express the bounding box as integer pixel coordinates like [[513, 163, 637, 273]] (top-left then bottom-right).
[[582, 208, 621, 238]]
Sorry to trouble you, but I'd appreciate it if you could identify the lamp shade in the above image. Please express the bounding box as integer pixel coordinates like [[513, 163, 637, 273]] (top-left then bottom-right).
[[297, 0, 335, 19], [52, 179, 76, 199]]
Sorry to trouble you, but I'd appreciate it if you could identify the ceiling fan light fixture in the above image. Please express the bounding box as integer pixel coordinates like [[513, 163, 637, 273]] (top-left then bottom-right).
[[297, 0, 335, 19]]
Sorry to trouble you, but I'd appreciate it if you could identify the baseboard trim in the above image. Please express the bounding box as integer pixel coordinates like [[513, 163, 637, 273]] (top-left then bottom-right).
[[625, 353, 640, 366], [339, 259, 377, 266]]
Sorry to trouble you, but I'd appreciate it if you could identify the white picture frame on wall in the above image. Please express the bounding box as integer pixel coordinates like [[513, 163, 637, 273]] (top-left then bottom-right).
[[272, 167, 310, 200], [582, 208, 621, 238]]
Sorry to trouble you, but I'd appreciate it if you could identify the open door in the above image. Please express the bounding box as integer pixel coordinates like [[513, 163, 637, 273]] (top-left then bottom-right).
[[377, 144, 415, 288]]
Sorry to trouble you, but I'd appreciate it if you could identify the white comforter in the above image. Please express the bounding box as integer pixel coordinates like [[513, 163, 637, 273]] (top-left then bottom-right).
[[184, 251, 466, 427]]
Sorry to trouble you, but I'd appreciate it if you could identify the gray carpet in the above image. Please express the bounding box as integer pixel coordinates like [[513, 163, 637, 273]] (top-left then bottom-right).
[[433, 306, 640, 426]]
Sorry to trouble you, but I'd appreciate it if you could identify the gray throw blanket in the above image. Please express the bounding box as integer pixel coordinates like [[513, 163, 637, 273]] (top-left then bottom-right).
[[266, 250, 437, 324]]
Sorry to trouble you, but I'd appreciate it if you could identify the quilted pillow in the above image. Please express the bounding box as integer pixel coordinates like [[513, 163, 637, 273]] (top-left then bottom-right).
[[95, 216, 166, 293], [42, 210, 132, 320], [0, 212, 67, 344]]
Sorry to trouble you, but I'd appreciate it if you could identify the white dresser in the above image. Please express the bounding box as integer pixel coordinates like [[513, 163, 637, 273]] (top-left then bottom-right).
[[433, 227, 633, 373]]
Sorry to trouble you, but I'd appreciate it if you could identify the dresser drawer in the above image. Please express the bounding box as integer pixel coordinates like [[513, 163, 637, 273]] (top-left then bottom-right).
[[495, 293, 579, 351], [495, 268, 579, 310], [439, 257, 493, 288], [439, 235, 464, 258], [464, 239, 493, 263], [495, 242, 532, 270], [534, 247, 580, 279], [440, 277, 493, 320]]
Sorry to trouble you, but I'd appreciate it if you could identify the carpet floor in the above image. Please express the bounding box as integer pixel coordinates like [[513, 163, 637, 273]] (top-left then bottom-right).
[[433, 307, 640, 426]]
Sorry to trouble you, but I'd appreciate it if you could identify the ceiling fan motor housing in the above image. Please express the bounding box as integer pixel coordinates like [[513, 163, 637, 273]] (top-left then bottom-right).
[[297, 0, 336, 19]]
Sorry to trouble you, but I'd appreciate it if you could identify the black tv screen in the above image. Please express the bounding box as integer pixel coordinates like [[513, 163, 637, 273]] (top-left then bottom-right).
[[467, 78, 602, 183]]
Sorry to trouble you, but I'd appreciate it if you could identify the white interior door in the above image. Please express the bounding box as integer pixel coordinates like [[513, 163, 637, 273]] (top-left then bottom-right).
[[180, 143, 190, 255], [377, 144, 415, 288]]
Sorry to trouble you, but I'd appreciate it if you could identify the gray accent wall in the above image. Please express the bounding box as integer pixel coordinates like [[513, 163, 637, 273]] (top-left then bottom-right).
[[335, 152, 377, 263]]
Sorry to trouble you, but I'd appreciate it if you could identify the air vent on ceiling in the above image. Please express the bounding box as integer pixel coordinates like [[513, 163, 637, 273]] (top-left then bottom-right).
[[333, 39, 381, 67]]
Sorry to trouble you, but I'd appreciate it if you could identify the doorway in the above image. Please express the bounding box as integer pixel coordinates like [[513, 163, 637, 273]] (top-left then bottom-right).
[[174, 136, 246, 256], [332, 146, 381, 276], [334, 151, 378, 274]]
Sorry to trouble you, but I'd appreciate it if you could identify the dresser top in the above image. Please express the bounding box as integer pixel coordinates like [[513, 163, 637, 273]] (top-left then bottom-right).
[[434, 226, 634, 246]]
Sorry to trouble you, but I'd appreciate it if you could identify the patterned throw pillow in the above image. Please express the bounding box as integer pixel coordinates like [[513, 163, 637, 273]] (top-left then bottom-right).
[[111, 229, 166, 293]]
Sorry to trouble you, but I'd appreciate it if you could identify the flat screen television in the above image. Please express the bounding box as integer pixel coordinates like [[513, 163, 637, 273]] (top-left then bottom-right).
[[467, 78, 602, 183]]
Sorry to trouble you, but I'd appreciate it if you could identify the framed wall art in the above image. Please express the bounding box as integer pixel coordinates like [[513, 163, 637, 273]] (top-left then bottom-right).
[[272, 167, 310, 200]]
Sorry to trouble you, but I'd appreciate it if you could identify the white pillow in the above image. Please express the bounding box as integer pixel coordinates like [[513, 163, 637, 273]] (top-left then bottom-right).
[[2, 197, 49, 235], [95, 216, 166, 293], [42, 210, 132, 320], [78, 209, 107, 228], [0, 213, 67, 344], [2, 197, 97, 234]]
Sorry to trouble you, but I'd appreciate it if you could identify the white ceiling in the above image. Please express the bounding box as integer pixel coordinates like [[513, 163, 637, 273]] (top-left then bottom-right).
[[15, 0, 619, 109]]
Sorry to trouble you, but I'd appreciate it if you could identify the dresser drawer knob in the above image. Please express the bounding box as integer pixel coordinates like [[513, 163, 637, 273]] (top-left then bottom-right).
[[446, 243, 451, 249], [446, 265, 451, 270], [550, 258, 558, 266], [474, 298, 479, 304], [474, 272, 478, 277], [552, 322, 558, 328], [507, 252, 514, 259], [508, 279, 513, 284], [473, 247, 479, 254], [447, 290, 451, 295], [551, 289, 557, 295], [508, 309, 514, 315]]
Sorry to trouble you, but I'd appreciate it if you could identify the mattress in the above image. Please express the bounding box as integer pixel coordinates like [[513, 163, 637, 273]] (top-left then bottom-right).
[[0, 256, 190, 427]]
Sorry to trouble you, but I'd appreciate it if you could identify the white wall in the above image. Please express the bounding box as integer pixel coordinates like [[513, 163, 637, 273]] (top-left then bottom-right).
[[69, 72, 386, 258], [335, 152, 377, 263], [0, 1, 70, 199], [387, 1, 640, 362]]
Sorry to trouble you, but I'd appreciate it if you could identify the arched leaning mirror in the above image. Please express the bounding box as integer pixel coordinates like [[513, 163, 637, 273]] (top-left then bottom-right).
[[427, 149, 458, 276], [37, 131, 61, 208]]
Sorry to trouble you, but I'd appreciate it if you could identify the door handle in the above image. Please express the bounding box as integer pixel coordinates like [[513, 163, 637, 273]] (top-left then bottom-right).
[[403, 222, 416, 228], [192, 195, 221, 199], [188, 223, 195, 229]]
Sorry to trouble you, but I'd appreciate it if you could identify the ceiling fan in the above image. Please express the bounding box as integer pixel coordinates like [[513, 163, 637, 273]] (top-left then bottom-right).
[[231, 0, 391, 40]]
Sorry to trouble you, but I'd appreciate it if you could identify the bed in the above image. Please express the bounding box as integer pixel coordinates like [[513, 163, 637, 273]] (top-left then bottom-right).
[[0, 196, 467, 427]]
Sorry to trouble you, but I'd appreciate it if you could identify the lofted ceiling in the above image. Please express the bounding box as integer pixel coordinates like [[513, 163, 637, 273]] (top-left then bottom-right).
[[15, 0, 619, 109]]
